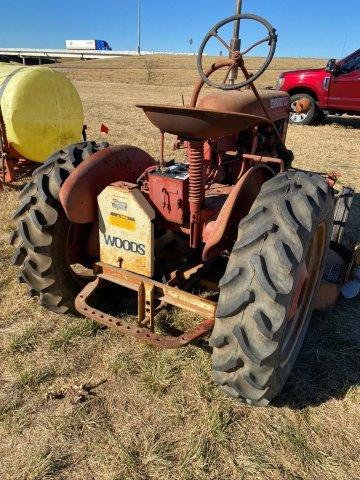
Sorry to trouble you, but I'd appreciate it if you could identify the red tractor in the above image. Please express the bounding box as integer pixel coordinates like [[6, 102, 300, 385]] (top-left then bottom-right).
[[11, 5, 355, 406]]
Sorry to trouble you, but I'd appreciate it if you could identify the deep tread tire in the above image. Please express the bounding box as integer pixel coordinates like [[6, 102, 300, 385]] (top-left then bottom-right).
[[211, 171, 334, 406], [11, 141, 109, 314]]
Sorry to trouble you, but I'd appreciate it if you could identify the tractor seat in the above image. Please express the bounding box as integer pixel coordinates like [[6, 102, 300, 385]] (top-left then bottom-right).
[[197, 89, 290, 123], [137, 104, 270, 139]]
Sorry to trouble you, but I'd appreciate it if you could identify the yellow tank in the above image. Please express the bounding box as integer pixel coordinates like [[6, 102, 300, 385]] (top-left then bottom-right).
[[0, 63, 84, 163]]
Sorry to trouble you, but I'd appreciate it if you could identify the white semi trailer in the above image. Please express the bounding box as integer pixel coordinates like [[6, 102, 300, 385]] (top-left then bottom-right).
[[65, 40, 112, 51]]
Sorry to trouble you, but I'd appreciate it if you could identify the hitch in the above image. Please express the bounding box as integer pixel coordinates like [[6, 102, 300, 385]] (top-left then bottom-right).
[[75, 262, 216, 349]]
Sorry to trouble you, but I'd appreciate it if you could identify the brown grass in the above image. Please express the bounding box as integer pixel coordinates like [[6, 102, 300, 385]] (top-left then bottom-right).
[[1, 55, 360, 480], [51, 54, 327, 88]]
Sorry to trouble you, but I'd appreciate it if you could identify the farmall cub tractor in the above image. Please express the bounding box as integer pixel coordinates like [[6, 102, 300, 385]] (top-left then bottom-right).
[[11, 6, 355, 406]]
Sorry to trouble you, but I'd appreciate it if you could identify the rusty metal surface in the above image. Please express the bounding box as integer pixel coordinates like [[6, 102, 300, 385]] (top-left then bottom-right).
[[238, 60, 286, 146], [138, 281, 155, 331], [0, 157, 37, 190], [228, 0, 243, 84], [243, 153, 285, 172], [188, 54, 289, 151], [190, 59, 235, 107], [197, 89, 290, 123], [202, 164, 274, 260], [0, 105, 10, 155], [137, 104, 270, 139], [168, 262, 207, 288], [75, 268, 215, 349], [60, 145, 157, 224], [95, 262, 216, 318], [188, 140, 204, 248], [148, 169, 189, 225]]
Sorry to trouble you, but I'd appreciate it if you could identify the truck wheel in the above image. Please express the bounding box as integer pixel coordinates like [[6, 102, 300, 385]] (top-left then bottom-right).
[[210, 171, 334, 405], [10, 141, 109, 314], [289, 93, 318, 125]]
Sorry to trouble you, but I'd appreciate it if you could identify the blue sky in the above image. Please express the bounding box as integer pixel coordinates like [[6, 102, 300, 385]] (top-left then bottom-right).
[[0, 0, 358, 59]]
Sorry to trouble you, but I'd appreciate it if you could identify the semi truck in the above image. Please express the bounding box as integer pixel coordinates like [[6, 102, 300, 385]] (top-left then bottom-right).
[[65, 40, 112, 51]]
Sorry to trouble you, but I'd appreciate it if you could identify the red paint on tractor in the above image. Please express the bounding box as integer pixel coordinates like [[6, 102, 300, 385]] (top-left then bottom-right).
[[188, 140, 205, 248], [138, 104, 270, 139], [60, 145, 157, 223], [148, 169, 189, 225], [190, 59, 235, 107], [202, 164, 274, 261]]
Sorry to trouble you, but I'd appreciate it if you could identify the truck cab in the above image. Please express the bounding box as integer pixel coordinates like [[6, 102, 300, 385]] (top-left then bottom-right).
[[277, 49, 360, 124], [95, 40, 112, 51]]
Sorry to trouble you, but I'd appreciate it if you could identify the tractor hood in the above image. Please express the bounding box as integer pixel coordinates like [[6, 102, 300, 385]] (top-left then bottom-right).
[[197, 89, 290, 123]]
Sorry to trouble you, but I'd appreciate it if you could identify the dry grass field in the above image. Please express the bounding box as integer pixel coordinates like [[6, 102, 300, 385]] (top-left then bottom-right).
[[51, 55, 325, 88], [0, 55, 360, 480]]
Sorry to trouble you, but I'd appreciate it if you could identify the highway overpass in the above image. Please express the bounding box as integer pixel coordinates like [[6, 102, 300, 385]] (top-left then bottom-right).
[[0, 48, 194, 64], [0, 48, 139, 64]]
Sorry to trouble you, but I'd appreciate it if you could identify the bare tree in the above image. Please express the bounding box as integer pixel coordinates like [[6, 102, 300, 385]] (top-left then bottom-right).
[[145, 60, 154, 84], [189, 38, 193, 55]]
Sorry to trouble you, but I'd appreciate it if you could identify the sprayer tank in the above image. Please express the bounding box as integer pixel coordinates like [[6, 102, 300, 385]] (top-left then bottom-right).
[[0, 63, 84, 163]]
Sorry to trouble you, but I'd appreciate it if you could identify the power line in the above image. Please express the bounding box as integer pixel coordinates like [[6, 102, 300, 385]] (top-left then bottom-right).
[[137, 0, 141, 55]]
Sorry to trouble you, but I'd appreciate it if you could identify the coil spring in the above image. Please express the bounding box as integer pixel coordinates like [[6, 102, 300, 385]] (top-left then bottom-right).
[[188, 140, 204, 207]]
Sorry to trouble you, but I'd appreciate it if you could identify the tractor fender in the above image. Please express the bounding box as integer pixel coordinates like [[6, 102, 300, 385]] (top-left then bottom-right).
[[202, 164, 275, 261], [59, 145, 157, 223]]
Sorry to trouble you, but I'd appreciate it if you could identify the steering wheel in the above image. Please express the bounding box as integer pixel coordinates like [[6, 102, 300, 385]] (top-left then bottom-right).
[[197, 13, 277, 91]]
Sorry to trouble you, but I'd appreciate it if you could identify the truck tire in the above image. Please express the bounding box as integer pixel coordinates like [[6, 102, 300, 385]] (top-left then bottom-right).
[[10, 141, 109, 314], [289, 93, 319, 125], [210, 171, 334, 406]]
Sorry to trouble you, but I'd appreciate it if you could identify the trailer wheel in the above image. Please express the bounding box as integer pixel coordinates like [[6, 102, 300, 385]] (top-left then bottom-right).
[[211, 171, 334, 405], [10, 141, 109, 314]]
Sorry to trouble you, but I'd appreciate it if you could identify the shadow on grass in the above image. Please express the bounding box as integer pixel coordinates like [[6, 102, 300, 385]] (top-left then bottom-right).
[[273, 299, 360, 409], [276, 193, 360, 409], [88, 282, 213, 352], [321, 115, 360, 129], [92, 277, 360, 410], [275, 297, 360, 409]]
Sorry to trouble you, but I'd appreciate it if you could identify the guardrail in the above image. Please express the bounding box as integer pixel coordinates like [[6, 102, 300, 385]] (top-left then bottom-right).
[[0, 48, 197, 61]]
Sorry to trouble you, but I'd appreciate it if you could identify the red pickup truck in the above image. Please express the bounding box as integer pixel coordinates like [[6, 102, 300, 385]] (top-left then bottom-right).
[[277, 49, 360, 124]]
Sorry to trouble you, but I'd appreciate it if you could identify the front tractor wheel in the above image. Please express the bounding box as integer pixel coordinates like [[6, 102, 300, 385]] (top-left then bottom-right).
[[210, 171, 334, 406], [10, 141, 109, 314]]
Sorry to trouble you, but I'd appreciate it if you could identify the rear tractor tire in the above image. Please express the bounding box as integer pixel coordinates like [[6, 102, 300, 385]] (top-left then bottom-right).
[[210, 171, 334, 405], [10, 141, 109, 314]]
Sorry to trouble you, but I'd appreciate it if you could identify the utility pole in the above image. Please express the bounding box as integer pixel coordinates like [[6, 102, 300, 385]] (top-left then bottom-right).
[[189, 38, 193, 55], [137, 0, 141, 55]]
